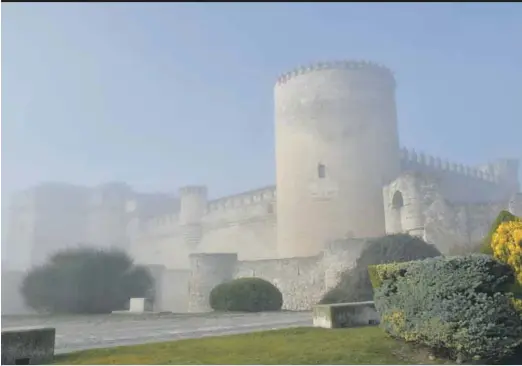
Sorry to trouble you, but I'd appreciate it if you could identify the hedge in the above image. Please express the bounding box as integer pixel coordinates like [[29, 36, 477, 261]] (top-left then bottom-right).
[[209, 277, 283, 312], [370, 254, 522, 364]]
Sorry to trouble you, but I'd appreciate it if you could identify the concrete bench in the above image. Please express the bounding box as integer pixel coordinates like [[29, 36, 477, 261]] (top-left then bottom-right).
[[1, 326, 56, 365], [312, 301, 380, 329], [129, 297, 153, 313]]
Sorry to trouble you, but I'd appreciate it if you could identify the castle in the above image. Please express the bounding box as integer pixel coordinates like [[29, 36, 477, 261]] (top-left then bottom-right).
[[4, 60, 521, 314]]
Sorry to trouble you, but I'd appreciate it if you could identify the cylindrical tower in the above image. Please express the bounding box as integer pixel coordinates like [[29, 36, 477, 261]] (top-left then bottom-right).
[[275, 60, 401, 258], [188, 253, 238, 312], [179, 186, 207, 249], [179, 186, 208, 225]]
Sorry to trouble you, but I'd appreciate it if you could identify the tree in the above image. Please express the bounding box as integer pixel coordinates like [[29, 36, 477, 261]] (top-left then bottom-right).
[[21, 247, 154, 314]]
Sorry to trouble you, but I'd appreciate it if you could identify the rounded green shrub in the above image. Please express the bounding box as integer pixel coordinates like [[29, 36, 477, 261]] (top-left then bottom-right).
[[209, 277, 283, 312], [21, 246, 154, 314], [320, 234, 441, 304], [373, 255, 522, 364]]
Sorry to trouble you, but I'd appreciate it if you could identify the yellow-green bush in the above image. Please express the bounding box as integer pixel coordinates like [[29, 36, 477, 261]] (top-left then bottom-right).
[[370, 255, 522, 364], [492, 220, 522, 311], [481, 210, 520, 255], [493, 220, 522, 283]]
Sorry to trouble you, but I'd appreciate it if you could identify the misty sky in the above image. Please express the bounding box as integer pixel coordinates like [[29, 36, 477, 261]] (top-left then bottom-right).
[[2, 3, 521, 201]]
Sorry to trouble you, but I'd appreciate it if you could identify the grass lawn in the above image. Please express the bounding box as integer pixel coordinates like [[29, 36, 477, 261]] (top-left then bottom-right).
[[54, 326, 445, 365]]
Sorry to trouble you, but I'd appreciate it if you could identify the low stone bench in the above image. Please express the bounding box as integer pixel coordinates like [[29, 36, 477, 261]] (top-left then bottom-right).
[[312, 301, 380, 329], [129, 297, 154, 313], [1, 326, 56, 365]]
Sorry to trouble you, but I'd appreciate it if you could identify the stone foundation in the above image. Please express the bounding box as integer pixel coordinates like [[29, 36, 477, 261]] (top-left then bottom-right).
[[1, 327, 56, 365]]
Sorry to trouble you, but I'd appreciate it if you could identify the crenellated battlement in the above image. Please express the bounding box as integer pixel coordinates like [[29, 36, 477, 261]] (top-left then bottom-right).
[[141, 214, 179, 235], [135, 186, 277, 236], [179, 186, 207, 195], [400, 147, 500, 183], [275, 60, 395, 87], [143, 213, 180, 229], [206, 185, 276, 212]]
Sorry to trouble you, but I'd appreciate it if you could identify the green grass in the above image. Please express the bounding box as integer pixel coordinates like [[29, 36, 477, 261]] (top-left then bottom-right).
[[54, 326, 446, 365]]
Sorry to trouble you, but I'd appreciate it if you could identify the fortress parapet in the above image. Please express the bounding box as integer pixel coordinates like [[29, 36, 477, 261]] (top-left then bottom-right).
[[136, 186, 277, 237], [399, 147, 513, 183], [275, 60, 395, 88], [145, 214, 179, 229], [207, 186, 276, 212], [179, 186, 207, 196]]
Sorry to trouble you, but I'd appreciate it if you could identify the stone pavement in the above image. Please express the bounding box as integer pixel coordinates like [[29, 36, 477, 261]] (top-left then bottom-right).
[[1, 311, 312, 354]]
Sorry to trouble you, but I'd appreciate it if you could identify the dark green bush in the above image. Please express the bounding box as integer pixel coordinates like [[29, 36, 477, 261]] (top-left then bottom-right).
[[481, 210, 519, 255], [209, 277, 283, 312], [320, 234, 441, 304], [371, 254, 522, 364], [21, 246, 154, 314]]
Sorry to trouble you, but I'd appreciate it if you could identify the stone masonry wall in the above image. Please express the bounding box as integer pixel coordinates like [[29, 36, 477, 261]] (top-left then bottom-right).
[[235, 256, 324, 311], [383, 171, 514, 254]]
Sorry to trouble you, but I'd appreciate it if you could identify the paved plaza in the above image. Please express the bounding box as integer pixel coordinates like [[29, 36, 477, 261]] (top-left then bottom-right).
[[1, 311, 312, 354]]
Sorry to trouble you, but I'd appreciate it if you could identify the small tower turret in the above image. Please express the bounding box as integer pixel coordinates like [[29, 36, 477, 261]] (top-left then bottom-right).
[[179, 186, 208, 249]]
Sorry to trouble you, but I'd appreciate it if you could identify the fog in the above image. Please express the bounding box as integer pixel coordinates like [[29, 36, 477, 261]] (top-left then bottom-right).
[[2, 3, 521, 315]]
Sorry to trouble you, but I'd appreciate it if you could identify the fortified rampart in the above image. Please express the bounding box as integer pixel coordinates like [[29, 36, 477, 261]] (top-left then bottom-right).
[[7, 59, 520, 315], [399, 148, 519, 203], [185, 238, 368, 313], [125, 59, 519, 314], [382, 171, 516, 253], [128, 59, 518, 266], [128, 147, 517, 268]]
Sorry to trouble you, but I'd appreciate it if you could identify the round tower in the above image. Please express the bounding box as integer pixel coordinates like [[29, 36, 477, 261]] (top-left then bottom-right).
[[274, 60, 401, 258], [188, 253, 238, 312], [179, 186, 207, 249]]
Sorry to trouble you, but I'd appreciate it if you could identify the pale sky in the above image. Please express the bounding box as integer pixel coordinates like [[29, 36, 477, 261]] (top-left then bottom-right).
[[2, 3, 521, 200]]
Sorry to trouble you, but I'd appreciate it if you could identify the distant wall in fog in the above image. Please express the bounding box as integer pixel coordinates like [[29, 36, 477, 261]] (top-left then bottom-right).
[[1, 270, 33, 315]]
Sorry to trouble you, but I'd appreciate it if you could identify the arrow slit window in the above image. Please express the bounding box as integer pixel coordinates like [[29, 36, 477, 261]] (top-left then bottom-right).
[[318, 163, 326, 179]]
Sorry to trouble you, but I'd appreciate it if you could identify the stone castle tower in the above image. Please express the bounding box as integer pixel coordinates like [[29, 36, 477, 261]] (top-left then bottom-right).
[[178, 186, 207, 249], [274, 61, 401, 258]]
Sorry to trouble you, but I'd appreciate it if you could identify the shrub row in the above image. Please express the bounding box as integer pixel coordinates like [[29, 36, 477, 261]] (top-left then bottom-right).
[[370, 254, 522, 364]]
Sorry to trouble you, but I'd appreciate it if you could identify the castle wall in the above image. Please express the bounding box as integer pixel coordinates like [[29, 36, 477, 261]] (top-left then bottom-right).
[[129, 224, 191, 269], [1, 270, 34, 315], [399, 148, 519, 203], [159, 269, 191, 313], [176, 238, 369, 312], [200, 190, 277, 260], [383, 172, 511, 254], [274, 61, 401, 258], [130, 186, 279, 267], [236, 256, 324, 311], [188, 253, 238, 312], [321, 238, 368, 291]]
